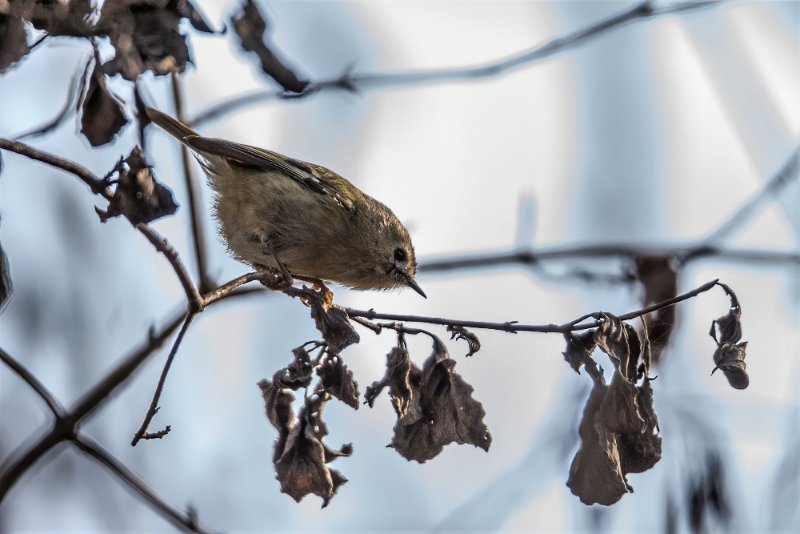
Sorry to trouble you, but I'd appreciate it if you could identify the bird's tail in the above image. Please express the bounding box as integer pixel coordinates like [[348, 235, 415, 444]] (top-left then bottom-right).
[[145, 107, 198, 141]]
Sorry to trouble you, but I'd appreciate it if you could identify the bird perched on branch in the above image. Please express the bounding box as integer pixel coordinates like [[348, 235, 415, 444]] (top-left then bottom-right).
[[146, 107, 425, 297]]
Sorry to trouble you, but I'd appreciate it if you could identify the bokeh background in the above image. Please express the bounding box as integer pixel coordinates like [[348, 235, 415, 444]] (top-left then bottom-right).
[[0, 0, 798, 531]]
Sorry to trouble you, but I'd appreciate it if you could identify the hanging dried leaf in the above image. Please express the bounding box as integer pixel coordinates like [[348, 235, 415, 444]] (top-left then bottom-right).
[[6, 0, 93, 37], [364, 346, 414, 417], [709, 286, 749, 389], [562, 331, 600, 376], [567, 374, 632, 506], [308, 300, 359, 353], [387, 338, 492, 463], [0, 237, 11, 313], [594, 314, 630, 372], [231, 0, 309, 93], [272, 389, 351, 507], [0, 13, 29, 73], [80, 65, 128, 146], [598, 368, 646, 435], [273, 346, 314, 390], [97, 147, 178, 224], [317, 352, 359, 410], [258, 378, 295, 462], [447, 325, 481, 357], [635, 256, 678, 365], [617, 380, 661, 474]]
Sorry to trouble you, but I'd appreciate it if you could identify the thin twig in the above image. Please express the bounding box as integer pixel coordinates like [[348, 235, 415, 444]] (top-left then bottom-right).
[[346, 279, 719, 334], [71, 434, 206, 533], [190, 0, 723, 126], [131, 312, 196, 446], [171, 73, 215, 294], [0, 347, 65, 418]]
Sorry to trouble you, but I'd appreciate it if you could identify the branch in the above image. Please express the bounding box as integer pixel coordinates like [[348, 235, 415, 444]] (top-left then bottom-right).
[[190, 0, 723, 126], [170, 74, 215, 293], [72, 434, 207, 533], [0, 347, 64, 418], [345, 279, 719, 334]]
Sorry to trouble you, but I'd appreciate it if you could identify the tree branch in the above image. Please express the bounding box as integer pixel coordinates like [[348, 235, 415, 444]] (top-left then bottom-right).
[[0, 347, 65, 418], [190, 0, 723, 126]]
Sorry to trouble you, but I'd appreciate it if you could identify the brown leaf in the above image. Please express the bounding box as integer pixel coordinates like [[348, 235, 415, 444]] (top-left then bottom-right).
[[711, 342, 749, 390], [97, 147, 178, 224], [598, 368, 646, 435], [388, 339, 492, 463], [273, 346, 314, 390], [710, 308, 742, 345], [308, 301, 359, 353], [317, 352, 359, 410], [272, 389, 351, 507], [594, 314, 630, 372], [231, 0, 309, 92], [0, 13, 29, 73], [80, 66, 128, 146], [258, 378, 295, 462], [617, 380, 662, 474], [566, 374, 632, 506], [7, 0, 93, 37], [562, 331, 600, 376], [364, 346, 414, 417], [447, 325, 481, 357]]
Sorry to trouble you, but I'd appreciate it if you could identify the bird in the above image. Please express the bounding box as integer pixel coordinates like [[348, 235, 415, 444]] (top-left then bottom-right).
[[145, 107, 425, 298]]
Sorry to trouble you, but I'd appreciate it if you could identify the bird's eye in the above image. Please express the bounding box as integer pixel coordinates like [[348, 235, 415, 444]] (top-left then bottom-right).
[[394, 248, 407, 262]]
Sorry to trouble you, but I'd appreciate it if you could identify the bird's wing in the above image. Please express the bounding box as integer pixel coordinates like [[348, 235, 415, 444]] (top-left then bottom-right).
[[185, 135, 355, 210]]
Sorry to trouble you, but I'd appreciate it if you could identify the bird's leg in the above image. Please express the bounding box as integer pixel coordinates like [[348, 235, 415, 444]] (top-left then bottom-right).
[[295, 276, 334, 307]]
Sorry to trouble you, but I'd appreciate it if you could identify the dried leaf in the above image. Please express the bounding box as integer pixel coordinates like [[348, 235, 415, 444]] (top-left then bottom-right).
[[447, 325, 481, 357], [711, 342, 749, 390], [317, 352, 359, 410], [710, 308, 742, 345], [617, 380, 662, 474], [80, 66, 128, 146], [274, 346, 314, 390], [364, 346, 414, 417], [7, 0, 93, 37], [594, 314, 630, 372], [388, 339, 491, 463], [273, 389, 350, 507], [308, 300, 359, 353], [562, 331, 596, 374], [567, 374, 632, 506], [231, 0, 309, 92], [0, 237, 11, 313], [0, 13, 29, 73], [598, 368, 646, 435], [258, 378, 295, 462], [97, 147, 178, 224], [99, 0, 192, 80]]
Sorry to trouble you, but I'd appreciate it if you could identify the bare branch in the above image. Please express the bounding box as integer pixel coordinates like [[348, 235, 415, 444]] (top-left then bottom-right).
[[190, 0, 723, 126], [0, 347, 65, 418], [71, 434, 207, 533], [346, 279, 719, 334]]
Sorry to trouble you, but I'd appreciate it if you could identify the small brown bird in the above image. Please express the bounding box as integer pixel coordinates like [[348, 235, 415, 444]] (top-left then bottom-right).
[[146, 107, 425, 297]]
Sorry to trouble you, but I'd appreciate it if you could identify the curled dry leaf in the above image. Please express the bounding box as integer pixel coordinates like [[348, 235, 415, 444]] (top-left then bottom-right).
[[567, 374, 632, 506], [5, 0, 93, 37], [447, 325, 481, 357], [0, 13, 29, 73], [308, 298, 359, 354], [231, 0, 309, 93], [562, 331, 600, 377], [259, 384, 351, 507], [617, 380, 661, 474], [368, 338, 491, 463], [598, 369, 646, 435], [80, 65, 128, 146], [97, 147, 178, 224], [316, 352, 359, 410], [273, 346, 314, 390], [709, 292, 749, 390], [594, 314, 640, 376]]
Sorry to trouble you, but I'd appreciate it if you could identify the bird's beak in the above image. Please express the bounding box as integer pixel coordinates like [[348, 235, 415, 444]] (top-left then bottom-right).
[[404, 274, 427, 299]]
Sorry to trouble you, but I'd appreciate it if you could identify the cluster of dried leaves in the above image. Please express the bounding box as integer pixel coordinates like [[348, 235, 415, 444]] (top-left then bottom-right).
[[1, 0, 306, 146]]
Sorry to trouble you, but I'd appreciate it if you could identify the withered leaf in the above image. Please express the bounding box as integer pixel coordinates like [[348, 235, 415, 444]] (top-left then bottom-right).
[[710, 308, 742, 345], [258, 378, 295, 462], [562, 331, 597, 375], [711, 342, 749, 390], [0, 237, 11, 313], [99, 0, 192, 80], [7, 0, 93, 37], [364, 346, 414, 417], [317, 352, 359, 410], [635, 256, 678, 365], [273, 346, 314, 390], [598, 369, 646, 435], [594, 314, 630, 372], [308, 300, 359, 353], [566, 374, 632, 506], [97, 147, 178, 224], [617, 380, 662, 474], [273, 389, 351, 507], [80, 66, 128, 146], [231, 0, 309, 93], [0, 14, 29, 73], [447, 325, 481, 357], [388, 339, 491, 463]]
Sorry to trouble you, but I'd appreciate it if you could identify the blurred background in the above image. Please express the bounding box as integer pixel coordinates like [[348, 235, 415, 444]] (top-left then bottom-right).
[[0, 0, 798, 531]]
